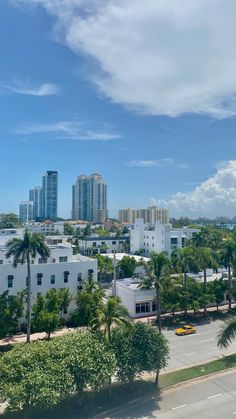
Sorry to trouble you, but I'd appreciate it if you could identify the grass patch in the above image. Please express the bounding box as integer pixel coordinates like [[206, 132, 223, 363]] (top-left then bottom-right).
[[160, 353, 236, 388]]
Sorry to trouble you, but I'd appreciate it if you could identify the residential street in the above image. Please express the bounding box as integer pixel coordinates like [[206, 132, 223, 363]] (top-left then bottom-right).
[[102, 369, 236, 418], [162, 319, 236, 371]]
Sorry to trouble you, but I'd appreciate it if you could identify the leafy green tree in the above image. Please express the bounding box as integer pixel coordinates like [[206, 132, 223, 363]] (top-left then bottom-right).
[[220, 239, 236, 310], [32, 290, 64, 339], [140, 252, 170, 332], [161, 276, 182, 316], [84, 224, 92, 236], [0, 213, 20, 229], [217, 317, 236, 348], [63, 222, 75, 235], [0, 291, 24, 338], [117, 256, 137, 278], [58, 288, 72, 319], [92, 296, 130, 343], [112, 322, 169, 388], [95, 253, 113, 282], [0, 331, 115, 412], [6, 231, 50, 343], [70, 278, 104, 328]]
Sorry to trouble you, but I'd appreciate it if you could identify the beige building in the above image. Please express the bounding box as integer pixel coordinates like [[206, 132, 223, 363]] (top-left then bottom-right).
[[118, 206, 169, 225]]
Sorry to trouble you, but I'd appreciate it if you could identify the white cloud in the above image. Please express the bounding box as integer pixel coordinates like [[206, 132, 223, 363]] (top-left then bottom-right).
[[17, 120, 121, 141], [127, 158, 188, 169], [13, 0, 236, 118], [153, 161, 236, 217], [2, 81, 59, 96]]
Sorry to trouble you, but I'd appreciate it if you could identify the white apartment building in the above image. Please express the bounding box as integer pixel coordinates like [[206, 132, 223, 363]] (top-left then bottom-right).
[[118, 206, 169, 224], [78, 235, 129, 255], [130, 219, 198, 255], [24, 221, 64, 235], [0, 230, 97, 313], [116, 278, 157, 318]]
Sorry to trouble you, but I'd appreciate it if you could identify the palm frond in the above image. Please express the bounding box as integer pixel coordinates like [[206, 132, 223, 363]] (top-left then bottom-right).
[[217, 317, 236, 349]]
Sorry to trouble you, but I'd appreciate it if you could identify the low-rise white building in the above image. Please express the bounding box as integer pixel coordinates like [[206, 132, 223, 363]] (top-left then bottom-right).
[[24, 221, 64, 235], [78, 235, 129, 255], [0, 230, 97, 313], [116, 278, 157, 318], [130, 219, 198, 255]]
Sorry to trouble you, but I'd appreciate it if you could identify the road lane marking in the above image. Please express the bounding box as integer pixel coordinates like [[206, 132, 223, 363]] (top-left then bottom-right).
[[172, 404, 187, 410], [207, 393, 222, 399], [200, 338, 215, 343], [185, 352, 197, 356]]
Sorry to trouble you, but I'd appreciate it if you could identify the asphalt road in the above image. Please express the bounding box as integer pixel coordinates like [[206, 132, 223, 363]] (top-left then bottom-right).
[[103, 369, 236, 418], [162, 319, 236, 371]]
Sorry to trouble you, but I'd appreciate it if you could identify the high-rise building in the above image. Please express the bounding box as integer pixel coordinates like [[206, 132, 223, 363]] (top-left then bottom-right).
[[29, 186, 42, 220], [72, 173, 108, 223], [19, 201, 33, 223], [118, 206, 169, 225], [42, 171, 58, 220]]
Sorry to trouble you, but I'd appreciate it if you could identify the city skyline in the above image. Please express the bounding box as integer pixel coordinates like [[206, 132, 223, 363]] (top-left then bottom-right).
[[1, 1, 236, 218]]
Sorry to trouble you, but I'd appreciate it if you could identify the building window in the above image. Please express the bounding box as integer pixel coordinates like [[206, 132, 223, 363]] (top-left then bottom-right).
[[101, 241, 105, 245], [7, 275, 13, 288], [77, 273, 82, 282], [88, 269, 94, 278], [112, 241, 116, 245], [59, 256, 68, 263], [52, 258, 56, 263], [37, 273, 43, 286], [38, 257, 47, 264], [92, 242, 97, 247], [0, 260, 3, 264], [152, 301, 157, 312], [51, 275, 55, 284], [171, 238, 178, 245], [64, 271, 69, 283], [119, 241, 124, 244], [135, 302, 150, 314]]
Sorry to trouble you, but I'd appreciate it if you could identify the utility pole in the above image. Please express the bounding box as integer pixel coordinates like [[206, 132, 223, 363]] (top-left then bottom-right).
[[112, 250, 117, 297]]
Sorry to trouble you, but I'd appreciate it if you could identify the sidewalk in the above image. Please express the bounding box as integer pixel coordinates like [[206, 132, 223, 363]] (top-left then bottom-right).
[[0, 327, 75, 346]]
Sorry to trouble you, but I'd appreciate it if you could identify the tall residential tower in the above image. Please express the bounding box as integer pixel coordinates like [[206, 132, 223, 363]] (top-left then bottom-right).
[[42, 171, 58, 220], [72, 173, 108, 223], [29, 186, 42, 220]]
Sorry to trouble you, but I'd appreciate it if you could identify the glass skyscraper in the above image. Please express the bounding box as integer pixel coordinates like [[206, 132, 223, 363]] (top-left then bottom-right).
[[29, 186, 42, 220], [72, 173, 108, 223], [42, 171, 58, 220]]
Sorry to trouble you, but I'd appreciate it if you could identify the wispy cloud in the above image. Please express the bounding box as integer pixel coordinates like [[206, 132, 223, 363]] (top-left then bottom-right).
[[2, 81, 59, 96], [127, 159, 189, 169], [17, 120, 121, 141]]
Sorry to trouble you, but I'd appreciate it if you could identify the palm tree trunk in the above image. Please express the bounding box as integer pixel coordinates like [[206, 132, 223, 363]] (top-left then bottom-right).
[[26, 253, 31, 344], [204, 268, 207, 316], [228, 264, 232, 311], [156, 287, 161, 333], [184, 270, 187, 315]]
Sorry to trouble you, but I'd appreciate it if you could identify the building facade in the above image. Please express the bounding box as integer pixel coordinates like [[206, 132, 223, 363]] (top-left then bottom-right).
[[72, 173, 108, 223], [42, 171, 58, 220], [0, 230, 97, 314], [29, 186, 42, 220], [130, 219, 198, 256], [78, 235, 129, 255], [19, 201, 33, 223], [118, 206, 169, 224], [24, 221, 64, 235], [116, 278, 157, 318]]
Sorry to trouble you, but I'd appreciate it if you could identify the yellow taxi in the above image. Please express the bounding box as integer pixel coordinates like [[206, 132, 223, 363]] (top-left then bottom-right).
[[175, 325, 197, 336]]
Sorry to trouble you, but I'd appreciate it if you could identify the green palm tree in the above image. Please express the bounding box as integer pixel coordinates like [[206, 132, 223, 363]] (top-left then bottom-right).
[[220, 239, 236, 310], [217, 316, 236, 348], [198, 247, 216, 316], [93, 296, 129, 343], [6, 230, 50, 343], [140, 252, 170, 333]]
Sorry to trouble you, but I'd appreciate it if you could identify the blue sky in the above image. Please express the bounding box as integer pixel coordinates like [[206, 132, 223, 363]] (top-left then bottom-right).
[[1, 0, 236, 218]]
